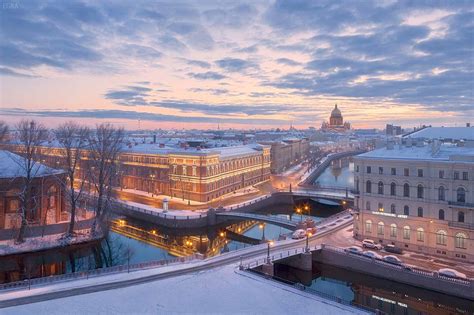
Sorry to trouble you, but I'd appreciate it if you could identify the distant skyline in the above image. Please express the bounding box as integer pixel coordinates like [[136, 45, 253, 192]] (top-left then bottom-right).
[[0, 0, 473, 129]]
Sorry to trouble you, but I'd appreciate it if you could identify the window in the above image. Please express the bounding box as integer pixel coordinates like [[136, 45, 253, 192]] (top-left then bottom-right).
[[417, 185, 424, 199], [356, 179, 359, 192], [378, 181, 384, 194], [377, 222, 384, 235], [367, 166, 371, 174], [379, 167, 383, 174], [356, 165, 359, 172], [439, 170, 444, 178], [458, 211, 465, 223], [404, 168, 409, 176], [417, 228, 424, 242], [390, 224, 397, 237], [390, 204, 396, 214], [438, 186, 445, 201], [454, 171, 459, 180], [439, 209, 445, 220], [462, 172, 468, 180], [457, 187, 466, 203], [403, 183, 410, 197], [7, 199, 19, 213], [47, 186, 57, 209], [366, 201, 371, 211], [417, 169, 423, 177], [378, 203, 383, 212], [366, 180, 372, 193], [365, 220, 372, 233], [436, 230, 447, 245], [455, 233, 467, 249], [390, 182, 396, 196], [403, 226, 410, 240], [192, 166, 197, 176], [417, 207, 423, 217], [391, 168, 396, 175], [404, 205, 409, 216]]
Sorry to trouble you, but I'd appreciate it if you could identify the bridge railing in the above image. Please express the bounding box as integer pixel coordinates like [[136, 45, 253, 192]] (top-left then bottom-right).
[[0, 254, 200, 293]]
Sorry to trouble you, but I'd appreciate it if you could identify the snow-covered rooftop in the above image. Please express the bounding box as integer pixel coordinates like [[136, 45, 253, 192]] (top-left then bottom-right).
[[357, 143, 474, 161], [404, 127, 474, 141], [0, 150, 64, 179]]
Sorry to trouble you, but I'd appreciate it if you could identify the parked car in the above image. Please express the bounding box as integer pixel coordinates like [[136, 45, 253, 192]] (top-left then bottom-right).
[[362, 239, 383, 250], [384, 244, 403, 254], [383, 255, 403, 265], [345, 246, 363, 254], [362, 250, 382, 260], [438, 268, 467, 280], [291, 229, 306, 239]]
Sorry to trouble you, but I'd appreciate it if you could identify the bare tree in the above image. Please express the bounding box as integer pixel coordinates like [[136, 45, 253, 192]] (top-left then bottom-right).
[[0, 121, 8, 142], [54, 122, 90, 237], [14, 120, 48, 243], [88, 123, 124, 235]]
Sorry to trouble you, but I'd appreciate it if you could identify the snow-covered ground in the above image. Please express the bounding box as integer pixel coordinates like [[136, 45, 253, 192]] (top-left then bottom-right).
[[0, 230, 100, 256], [1, 264, 365, 315]]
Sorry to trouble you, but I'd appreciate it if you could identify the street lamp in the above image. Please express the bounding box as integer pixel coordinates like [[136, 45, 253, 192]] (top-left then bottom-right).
[[259, 223, 265, 241], [296, 207, 302, 222], [267, 240, 274, 263]]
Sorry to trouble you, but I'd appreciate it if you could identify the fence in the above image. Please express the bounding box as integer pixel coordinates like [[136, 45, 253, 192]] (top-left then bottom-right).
[[0, 254, 199, 292]]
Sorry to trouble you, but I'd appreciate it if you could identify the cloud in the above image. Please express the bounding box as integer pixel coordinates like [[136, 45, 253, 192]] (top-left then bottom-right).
[[188, 71, 227, 80], [188, 88, 229, 95], [215, 58, 259, 72], [0, 67, 39, 78], [187, 60, 211, 68], [275, 58, 301, 66]]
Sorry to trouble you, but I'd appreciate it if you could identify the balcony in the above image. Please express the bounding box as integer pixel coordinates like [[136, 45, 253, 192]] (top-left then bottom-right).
[[448, 221, 474, 230], [448, 201, 474, 209]]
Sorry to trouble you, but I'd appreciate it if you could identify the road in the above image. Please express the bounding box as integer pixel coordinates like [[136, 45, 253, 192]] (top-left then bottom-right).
[[0, 212, 354, 309]]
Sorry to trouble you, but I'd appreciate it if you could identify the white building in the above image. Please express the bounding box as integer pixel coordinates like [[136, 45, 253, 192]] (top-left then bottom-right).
[[353, 139, 474, 262]]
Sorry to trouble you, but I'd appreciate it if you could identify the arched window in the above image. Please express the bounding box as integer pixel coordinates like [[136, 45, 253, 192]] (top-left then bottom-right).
[[404, 205, 409, 216], [47, 186, 57, 209], [366, 201, 371, 211], [366, 181, 372, 193], [403, 226, 410, 240], [416, 228, 424, 242], [417, 184, 424, 199], [390, 182, 396, 196], [438, 186, 445, 201], [390, 224, 397, 237], [378, 181, 384, 195], [455, 233, 467, 249], [457, 187, 466, 203], [377, 222, 384, 235], [438, 209, 445, 220], [403, 183, 410, 197], [436, 230, 447, 245], [417, 207, 423, 217], [365, 220, 372, 233], [458, 211, 465, 223]]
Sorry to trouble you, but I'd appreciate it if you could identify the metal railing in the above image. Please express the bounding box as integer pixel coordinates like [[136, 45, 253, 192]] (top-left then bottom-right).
[[0, 254, 198, 292]]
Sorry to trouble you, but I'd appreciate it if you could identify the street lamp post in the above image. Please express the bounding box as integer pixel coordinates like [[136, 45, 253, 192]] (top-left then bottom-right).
[[305, 232, 312, 252], [267, 241, 273, 263], [259, 223, 265, 241], [296, 207, 302, 222]]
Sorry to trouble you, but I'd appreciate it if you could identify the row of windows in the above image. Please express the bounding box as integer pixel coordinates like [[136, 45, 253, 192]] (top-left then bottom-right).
[[365, 201, 466, 222], [362, 180, 467, 203], [358, 165, 469, 180], [365, 221, 468, 249]]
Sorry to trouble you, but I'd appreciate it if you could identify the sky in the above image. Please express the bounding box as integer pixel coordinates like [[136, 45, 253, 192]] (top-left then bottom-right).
[[0, 0, 473, 130]]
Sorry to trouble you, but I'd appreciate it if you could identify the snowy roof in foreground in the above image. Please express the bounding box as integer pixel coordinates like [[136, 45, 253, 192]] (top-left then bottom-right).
[[0, 150, 64, 179], [404, 127, 474, 140], [357, 143, 474, 162]]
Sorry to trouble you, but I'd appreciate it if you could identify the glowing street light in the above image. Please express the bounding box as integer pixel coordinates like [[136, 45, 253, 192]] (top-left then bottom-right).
[[267, 240, 274, 263], [296, 207, 303, 222], [306, 231, 313, 252], [259, 223, 266, 241]]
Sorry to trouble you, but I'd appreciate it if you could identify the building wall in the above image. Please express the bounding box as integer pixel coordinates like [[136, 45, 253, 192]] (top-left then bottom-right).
[[260, 139, 310, 173], [0, 175, 66, 230], [353, 153, 474, 262]]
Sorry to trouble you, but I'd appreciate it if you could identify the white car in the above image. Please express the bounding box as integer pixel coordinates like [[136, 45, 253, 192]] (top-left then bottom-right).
[[362, 250, 382, 260], [438, 268, 467, 280], [361, 239, 383, 250], [345, 246, 363, 254], [291, 229, 306, 239], [383, 255, 403, 265]]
